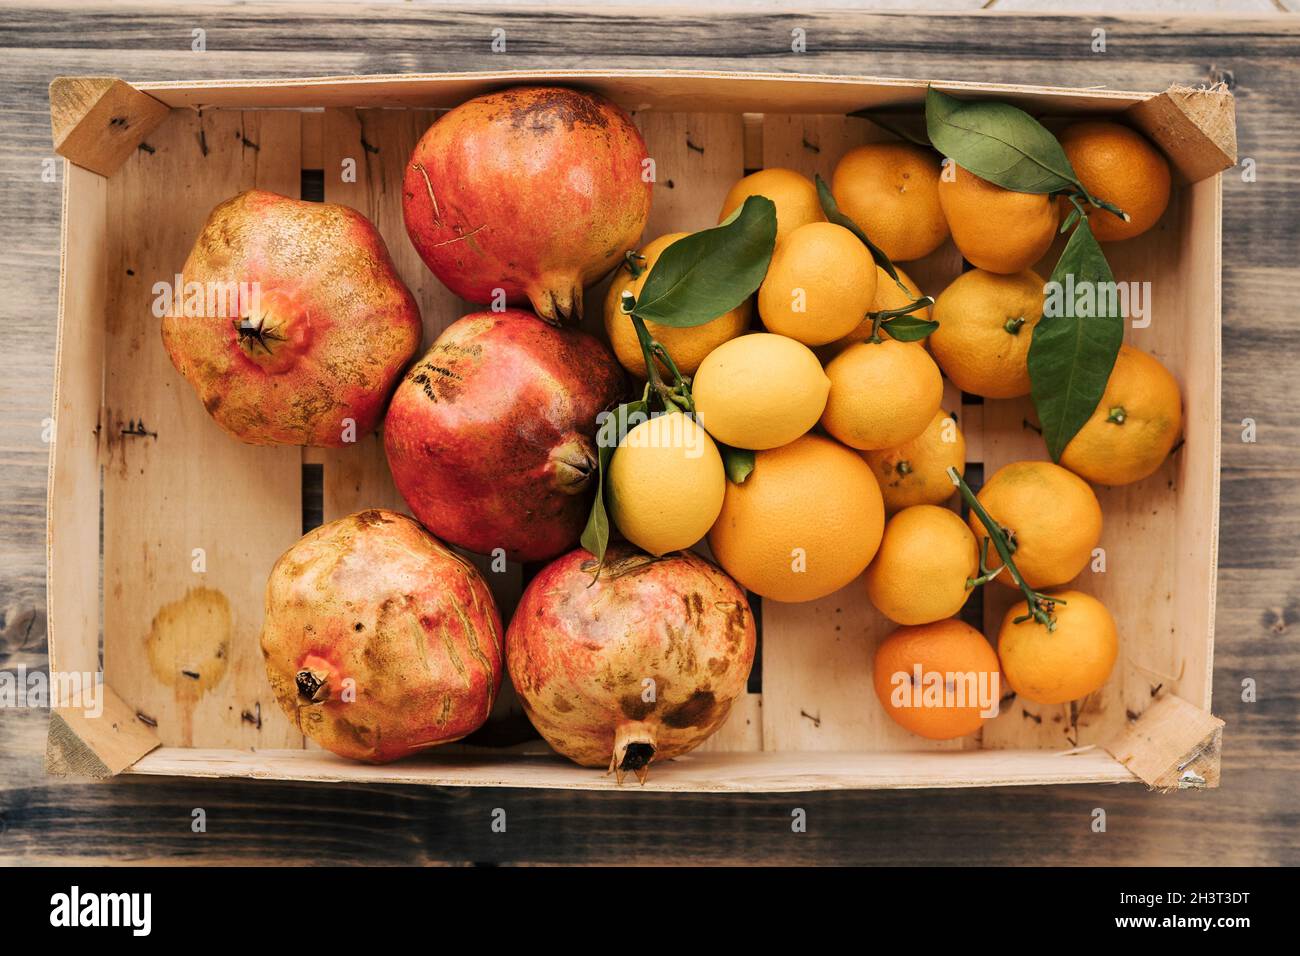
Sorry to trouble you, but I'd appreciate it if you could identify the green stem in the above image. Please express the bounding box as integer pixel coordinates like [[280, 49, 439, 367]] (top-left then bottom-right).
[[947, 466, 1064, 631], [623, 292, 693, 414]]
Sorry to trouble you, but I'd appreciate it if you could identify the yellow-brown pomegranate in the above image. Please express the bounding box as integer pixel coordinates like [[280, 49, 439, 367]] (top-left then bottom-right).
[[506, 545, 756, 783], [261, 509, 502, 763]]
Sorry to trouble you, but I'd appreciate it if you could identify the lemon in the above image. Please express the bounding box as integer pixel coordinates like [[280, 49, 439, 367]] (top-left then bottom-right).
[[692, 333, 830, 450], [821, 339, 943, 450], [864, 505, 979, 625], [757, 222, 877, 346], [718, 168, 824, 245], [608, 412, 725, 556], [603, 232, 751, 379], [707, 433, 884, 603]]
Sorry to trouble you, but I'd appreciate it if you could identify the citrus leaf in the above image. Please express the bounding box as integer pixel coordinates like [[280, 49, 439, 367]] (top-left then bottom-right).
[[721, 444, 755, 484], [1028, 218, 1124, 461], [633, 195, 776, 328], [881, 314, 939, 342], [814, 173, 903, 287], [925, 87, 1079, 195], [580, 400, 647, 568]]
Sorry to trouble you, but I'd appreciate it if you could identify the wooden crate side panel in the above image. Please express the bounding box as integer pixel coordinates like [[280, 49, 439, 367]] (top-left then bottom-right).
[[129, 745, 1136, 793], [47, 162, 107, 678], [757, 115, 968, 754], [1170, 176, 1221, 712], [102, 109, 305, 749]]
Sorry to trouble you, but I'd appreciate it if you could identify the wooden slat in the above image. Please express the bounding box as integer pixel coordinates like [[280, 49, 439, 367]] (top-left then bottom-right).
[[101, 109, 305, 749], [129, 744, 1137, 793], [49, 76, 170, 176], [46, 162, 106, 678]]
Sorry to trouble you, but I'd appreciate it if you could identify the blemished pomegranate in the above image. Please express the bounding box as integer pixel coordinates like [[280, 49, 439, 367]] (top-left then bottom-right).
[[403, 86, 652, 323], [383, 309, 625, 563], [506, 545, 756, 783], [260, 509, 503, 763], [163, 189, 421, 446]]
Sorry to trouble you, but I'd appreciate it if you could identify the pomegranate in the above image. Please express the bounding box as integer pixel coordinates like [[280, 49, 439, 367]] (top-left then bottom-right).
[[260, 509, 502, 763], [506, 545, 756, 783], [384, 309, 625, 562], [163, 189, 421, 447], [403, 86, 651, 323]]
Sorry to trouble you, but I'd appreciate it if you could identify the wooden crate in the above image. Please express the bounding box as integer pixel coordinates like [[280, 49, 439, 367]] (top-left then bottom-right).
[[46, 71, 1232, 792]]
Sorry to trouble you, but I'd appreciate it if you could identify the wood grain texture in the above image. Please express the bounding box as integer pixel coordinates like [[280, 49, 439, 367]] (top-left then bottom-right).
[[2, 3, 1298, 866]]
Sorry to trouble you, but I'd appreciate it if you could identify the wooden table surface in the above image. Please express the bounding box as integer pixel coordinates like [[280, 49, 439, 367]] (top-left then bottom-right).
[[2, 1, 1298, 865]]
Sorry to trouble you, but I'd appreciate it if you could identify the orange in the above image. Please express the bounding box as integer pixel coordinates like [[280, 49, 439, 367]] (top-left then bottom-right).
[[938, 163, 1058, 274], [821, 339, 943, 450], [757, 222, 877, 346], [1059, 121, 1171, 243], [997, 589, 1118, 704], [831, 143, 949, 262], [718, 168, 824, 245], [603, 232, 751, 378], [865, 505, 979, 626], [1060, 345, 1183, 486], [970, 460, 1102, 591], [930, 268, 1045, 399], [707, 433, 884, 603], [864, 409, 965, 513], [824, 264, 931, 355], [873, 619, 1002, 740]]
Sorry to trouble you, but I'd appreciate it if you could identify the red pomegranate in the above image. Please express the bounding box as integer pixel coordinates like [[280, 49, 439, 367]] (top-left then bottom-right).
[[384, 309, 625, 562], [403, 86, 652, 323], [261, 509, 503, 763], [163, 190, 421, 446], [507, 545, 756, 783]]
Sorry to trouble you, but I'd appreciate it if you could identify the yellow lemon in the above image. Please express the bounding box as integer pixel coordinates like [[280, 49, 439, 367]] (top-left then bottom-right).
[[831, 143, 949, 262], [707, 434, 885, 603], [757, 222, 877, 347], [603, 232, 751, 379], [1059, 345, 1183, 486], [930, 268, 1045, 399], [825, 264, 931, 355], [692, 333, 830, 450], [865, 505, 979, 626], [998, 589, 1118, 704], [821, 339, 943, 450], [970, 460, 1102, 590], [608, 411, 725, 556], [864, 410, 965, 513], [718, 168, 824, 245]]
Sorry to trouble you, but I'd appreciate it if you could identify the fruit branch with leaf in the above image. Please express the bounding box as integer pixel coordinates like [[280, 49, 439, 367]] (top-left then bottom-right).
[[947, 465, 1062, 631]]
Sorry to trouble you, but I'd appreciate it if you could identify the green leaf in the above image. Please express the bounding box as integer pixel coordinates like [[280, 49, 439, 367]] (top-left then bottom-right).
[[925, 86, 1080, 195], [579, 400, 647, 568], [882, 314, 939, 342], [1028, 218, 1124, 461], [633, 195, 776, 328], [814, 174, 903, 287], [721, 445, 755, 484]]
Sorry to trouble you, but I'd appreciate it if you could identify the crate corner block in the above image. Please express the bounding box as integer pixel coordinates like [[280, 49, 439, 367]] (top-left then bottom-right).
[[49, 75, 171, 177]]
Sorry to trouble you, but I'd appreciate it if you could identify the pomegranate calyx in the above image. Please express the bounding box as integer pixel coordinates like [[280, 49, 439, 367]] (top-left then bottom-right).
[[549, 436, 597, 495], [295, 667, 330, 703], [608, 720, 657, 786]]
